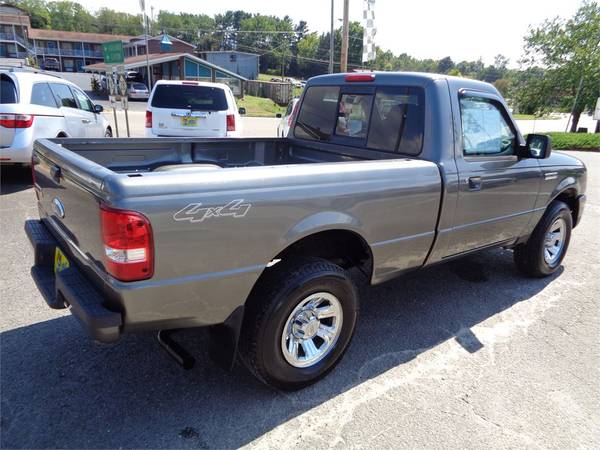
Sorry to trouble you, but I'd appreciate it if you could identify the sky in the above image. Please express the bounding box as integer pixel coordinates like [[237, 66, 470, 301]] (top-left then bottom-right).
[[75, 0, 584, 67]]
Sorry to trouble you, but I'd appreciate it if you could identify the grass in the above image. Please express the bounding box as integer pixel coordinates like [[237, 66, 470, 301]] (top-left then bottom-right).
[[546, 132, 600, 150], [514, 114, 559, 120], [238, 95, 286, 117]]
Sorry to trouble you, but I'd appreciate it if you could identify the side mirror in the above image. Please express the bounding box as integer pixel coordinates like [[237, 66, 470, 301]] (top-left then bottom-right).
[[238, 107, 246, 115], [94, 104, 104, 114], [275, 113, 282, 118], [523, 134, 552, 159]]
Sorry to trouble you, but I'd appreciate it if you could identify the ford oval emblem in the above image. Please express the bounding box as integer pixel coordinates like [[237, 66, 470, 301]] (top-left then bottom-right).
[[52, 198, 65, 218]]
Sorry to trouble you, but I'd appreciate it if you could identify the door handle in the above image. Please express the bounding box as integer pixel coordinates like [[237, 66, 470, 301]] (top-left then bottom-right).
[[81, 119, 91, 124], [467, 176, 482, 191]]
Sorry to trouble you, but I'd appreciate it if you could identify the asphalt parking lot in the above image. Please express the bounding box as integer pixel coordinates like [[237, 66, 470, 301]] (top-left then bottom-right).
[[1, 151, 599, 449]]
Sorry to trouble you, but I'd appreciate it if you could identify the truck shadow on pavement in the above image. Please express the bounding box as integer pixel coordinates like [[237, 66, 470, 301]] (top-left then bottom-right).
[[0, 165, 32, 195], [0, 249, 563, 449]]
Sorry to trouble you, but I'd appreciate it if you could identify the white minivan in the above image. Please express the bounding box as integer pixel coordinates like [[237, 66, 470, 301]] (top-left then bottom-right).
[[1, 69, 111, 165], [145, 80, 245, 138]]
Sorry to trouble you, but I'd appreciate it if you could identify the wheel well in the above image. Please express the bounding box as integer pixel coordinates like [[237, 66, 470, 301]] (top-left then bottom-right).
[[273, 230, 373, 277], [56, 132, 67, 138], [554, 189, 579, 227]]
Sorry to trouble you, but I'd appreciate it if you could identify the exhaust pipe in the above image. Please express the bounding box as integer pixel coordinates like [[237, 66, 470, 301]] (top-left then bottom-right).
[[157, 329, 195, 370]]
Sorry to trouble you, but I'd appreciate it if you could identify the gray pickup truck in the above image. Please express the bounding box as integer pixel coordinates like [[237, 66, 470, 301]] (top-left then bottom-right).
[[27, 72, 586, 389]]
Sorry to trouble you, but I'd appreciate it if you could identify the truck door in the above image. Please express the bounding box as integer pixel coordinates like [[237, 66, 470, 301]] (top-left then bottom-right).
[[445, 90, 541, 256]]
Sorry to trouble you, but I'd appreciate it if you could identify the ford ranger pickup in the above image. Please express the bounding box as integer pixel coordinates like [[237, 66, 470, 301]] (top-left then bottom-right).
[[26, 72, 587, 389]]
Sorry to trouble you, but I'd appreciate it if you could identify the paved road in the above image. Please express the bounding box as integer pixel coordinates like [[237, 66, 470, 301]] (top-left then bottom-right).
[[1, 152, 599, 449]]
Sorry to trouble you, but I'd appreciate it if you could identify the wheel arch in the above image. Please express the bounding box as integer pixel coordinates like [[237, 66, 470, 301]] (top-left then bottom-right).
[[549, 183, 580, 227]]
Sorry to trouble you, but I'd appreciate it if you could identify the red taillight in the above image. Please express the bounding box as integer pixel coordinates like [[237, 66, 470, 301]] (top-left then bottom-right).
[[226, 114, 235, 132], [145, 110, 152, 128], [0, 113, 34, 128], [182, 81, 198, 85], [100, 205, 154, 282], [344, 73, 375, 82]]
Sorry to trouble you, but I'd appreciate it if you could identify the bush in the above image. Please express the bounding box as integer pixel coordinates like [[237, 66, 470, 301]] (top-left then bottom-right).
[[547, 132, 600, 150]]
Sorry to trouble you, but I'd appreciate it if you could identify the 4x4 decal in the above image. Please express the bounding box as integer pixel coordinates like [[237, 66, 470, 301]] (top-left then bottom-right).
[[173, 199, 251, 223]]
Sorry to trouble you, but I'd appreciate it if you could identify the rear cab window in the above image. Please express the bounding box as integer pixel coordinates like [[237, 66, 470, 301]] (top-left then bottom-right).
[[151, 84, 228, 111], [1, 74, 18, 104], [294, 84, 425, 155]]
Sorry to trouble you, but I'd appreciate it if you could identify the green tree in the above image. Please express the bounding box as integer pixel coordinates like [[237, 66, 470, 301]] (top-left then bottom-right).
[[95, 8, 143, 35], [437, 56, 454, 73], [46, 1, 95, 32], [14, 0, 51, 29], [522, 1, 600, 131]]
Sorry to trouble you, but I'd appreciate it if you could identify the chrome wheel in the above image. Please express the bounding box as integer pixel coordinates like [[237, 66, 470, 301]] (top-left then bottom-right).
[[281, 292, 343, 368], [544, 217, 566, 266]]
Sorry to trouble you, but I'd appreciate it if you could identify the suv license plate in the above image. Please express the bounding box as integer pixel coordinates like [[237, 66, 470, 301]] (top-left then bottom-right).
[[181, 117, 198, 127]]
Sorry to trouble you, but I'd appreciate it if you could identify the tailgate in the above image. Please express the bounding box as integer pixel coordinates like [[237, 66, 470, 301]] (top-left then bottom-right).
[[33, 139, 112, 273]]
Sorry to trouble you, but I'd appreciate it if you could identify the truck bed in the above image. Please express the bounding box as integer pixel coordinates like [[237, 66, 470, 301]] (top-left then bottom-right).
[[43, 137, 403, 174], [32, 136, 441, 333]]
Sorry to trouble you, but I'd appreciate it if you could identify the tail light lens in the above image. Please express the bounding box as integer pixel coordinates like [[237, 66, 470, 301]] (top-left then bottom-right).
[[226, 114, 235, 132], [145, 110, 152, 128], [100, 205, 154, 281], [0, 113, 34, 128]]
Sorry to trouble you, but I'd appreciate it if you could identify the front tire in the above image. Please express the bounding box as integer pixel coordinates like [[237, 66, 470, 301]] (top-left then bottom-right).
[[105, 128, 113, 138], [514, 201, 572, 277], [240, 257, 358, 390]]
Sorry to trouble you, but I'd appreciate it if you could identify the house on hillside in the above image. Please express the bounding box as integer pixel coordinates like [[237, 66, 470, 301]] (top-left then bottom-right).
[[199, 50, 259, 80]]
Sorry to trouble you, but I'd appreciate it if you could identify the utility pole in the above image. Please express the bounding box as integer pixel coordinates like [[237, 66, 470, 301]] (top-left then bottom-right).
[[140, 0, 151, 89], [329, 0, 334, 73], [340, 0, 349, 73]]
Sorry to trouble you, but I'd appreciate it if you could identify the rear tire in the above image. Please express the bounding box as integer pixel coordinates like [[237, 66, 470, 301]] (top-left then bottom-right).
[[240, 257, 358, 390], [514, 201, 572, 277], [105, 128, 113, 138]]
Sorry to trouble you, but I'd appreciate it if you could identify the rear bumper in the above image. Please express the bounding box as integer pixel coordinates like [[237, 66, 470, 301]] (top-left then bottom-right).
[[0, 134, 33, 164], [25, 219, 122, 342], [575, 194, 586, 227]]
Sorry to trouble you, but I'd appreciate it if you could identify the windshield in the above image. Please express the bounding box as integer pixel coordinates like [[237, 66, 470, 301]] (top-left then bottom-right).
[[131, 83, 147, 90], [151, 84, 228, 111]]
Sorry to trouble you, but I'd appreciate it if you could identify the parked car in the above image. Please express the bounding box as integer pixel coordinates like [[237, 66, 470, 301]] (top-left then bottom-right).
[[0, 68, 111, 165], [27, 72, 586, 390], [127, 82, 149, 100], [276, 97, 299, 137], [125, 70, 143, 82], [145, 80, 245, 137], [42, 58, 60, 71]]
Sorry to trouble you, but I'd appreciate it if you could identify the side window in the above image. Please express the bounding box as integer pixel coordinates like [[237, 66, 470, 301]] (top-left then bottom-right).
[[367, 87, 425, 154], [49, 83, 77, 109], [294, 86, 340, 141], [71, 88, 94, 113], [31, 83, 58, 108], [460, 96, 515, 156], [335, 94, 372, 139]]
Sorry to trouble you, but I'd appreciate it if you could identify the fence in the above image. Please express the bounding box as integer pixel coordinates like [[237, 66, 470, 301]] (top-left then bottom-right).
[[244, 80, 293, 105]]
